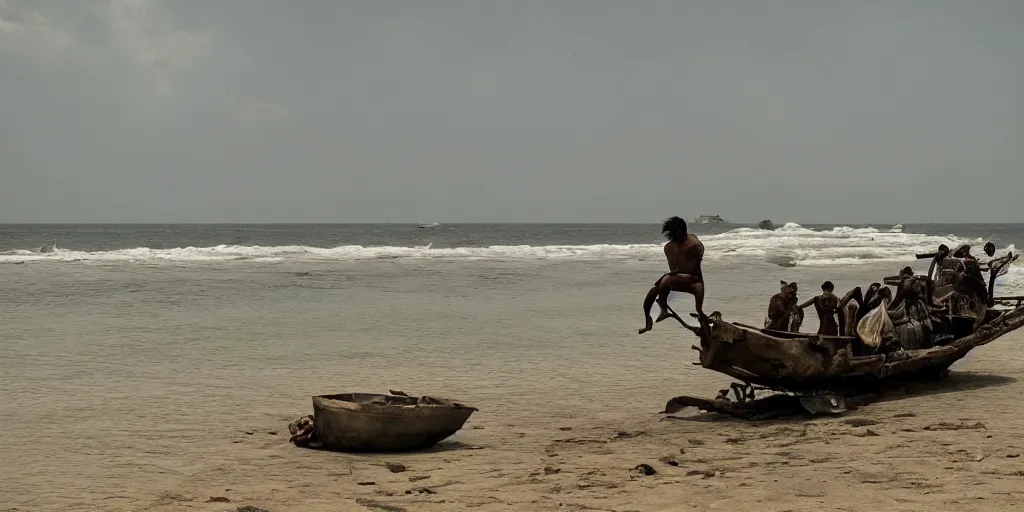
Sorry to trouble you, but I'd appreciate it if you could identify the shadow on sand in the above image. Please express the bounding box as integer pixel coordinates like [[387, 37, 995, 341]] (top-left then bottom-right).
[[664, 371, 1018, 423], [868, 370, 1016, 403], [342, 440, 486, 458]]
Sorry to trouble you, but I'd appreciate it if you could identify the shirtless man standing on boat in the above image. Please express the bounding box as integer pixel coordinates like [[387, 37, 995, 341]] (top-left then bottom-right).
[[638, 216, 706, 334], [798, 281, 840, 335]]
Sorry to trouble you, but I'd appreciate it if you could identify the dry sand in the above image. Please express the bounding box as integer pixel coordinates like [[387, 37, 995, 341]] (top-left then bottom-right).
[[111, 369, 1024, 512]]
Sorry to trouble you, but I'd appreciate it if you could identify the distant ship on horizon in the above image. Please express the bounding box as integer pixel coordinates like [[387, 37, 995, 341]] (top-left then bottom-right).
[[693, 214, 726, 224]]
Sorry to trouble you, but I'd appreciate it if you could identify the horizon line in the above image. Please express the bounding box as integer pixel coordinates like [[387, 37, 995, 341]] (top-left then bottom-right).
[[1, 221, 1022, 226]]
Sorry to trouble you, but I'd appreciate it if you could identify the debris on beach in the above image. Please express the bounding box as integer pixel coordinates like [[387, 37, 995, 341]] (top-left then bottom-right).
[[287, 415, 320, 448], [923, 422, 987, 431], [554, 437, 607, 445], [659, 456, 680, 467], [406, 487, 436, 495], [386, 462, 407, 473], [611, 430, 647, 440], [685, 469, 718, 478], [632, 464, 656, 476]]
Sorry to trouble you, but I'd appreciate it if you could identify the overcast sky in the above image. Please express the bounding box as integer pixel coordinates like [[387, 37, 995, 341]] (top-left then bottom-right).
[[2, 0, 1022, 223]]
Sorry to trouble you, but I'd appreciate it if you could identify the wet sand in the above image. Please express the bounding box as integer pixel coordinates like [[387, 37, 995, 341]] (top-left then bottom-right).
[[3, 260, 1024, 511]]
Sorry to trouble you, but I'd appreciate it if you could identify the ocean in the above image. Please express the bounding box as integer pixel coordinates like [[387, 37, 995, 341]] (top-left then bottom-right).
[[3, 222, 1024, 511]]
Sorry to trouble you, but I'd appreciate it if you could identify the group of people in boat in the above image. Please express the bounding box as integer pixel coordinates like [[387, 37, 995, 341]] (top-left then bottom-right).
[[637, 216, 1017, 354], [762, 243, 1016, 352]]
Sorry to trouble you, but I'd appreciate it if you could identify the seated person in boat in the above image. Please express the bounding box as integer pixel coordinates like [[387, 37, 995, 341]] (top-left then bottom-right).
[[946, 245, 990, 308], [797, 281, 840, 335], [861, 282, 883, 315], [956, 245, 985, 285], [927, 244, 957, 289], [638, 216, 706, 334], [837, 286, 863, 336], [765, 281, 801, 332], [887, 268, 935, 350]]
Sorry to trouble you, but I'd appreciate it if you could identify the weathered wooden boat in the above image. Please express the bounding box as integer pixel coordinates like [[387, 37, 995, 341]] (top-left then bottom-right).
[[663, 245, 1024, 420], [291, 391, 477, 452]]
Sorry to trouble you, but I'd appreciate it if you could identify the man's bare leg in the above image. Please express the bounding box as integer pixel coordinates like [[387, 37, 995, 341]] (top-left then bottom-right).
[[638, 285, 660, 334], [655, 276, 684, 323], [655, 276, 705, 323]]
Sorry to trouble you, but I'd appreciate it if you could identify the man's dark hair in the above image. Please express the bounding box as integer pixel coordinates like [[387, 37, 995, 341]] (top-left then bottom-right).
[[822, 281, 834, 291], [661, 216, 688, 243]]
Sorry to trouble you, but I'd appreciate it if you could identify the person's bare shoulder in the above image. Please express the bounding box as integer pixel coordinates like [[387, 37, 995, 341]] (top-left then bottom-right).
[[663, 242, 677, 257], [686, 234, 704, 258]]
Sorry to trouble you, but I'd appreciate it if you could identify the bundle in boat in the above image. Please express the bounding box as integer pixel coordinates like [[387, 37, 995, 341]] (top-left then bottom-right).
[[289, 391, 477, 452]]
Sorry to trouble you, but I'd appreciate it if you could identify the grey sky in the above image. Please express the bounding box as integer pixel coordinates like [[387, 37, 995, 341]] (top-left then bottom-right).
[[2, 0, 1022, 224]]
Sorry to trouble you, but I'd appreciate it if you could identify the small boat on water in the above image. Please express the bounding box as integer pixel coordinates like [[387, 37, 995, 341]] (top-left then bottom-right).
[[693, 214, 726, 224], [663, 244, 1024, 420], [417, 223, 440, 229], [758, 219, 776, 230], [289, 391, 477, 452]]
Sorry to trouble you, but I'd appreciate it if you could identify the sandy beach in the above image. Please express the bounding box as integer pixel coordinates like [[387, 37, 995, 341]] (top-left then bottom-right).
[[110, 367, 1024, 512], [155, 376, 1024, 512], [5, 0, 1024, 508]]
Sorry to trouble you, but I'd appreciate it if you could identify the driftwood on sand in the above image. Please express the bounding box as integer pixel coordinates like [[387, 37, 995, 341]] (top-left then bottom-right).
[[288, 391, 477, 452]]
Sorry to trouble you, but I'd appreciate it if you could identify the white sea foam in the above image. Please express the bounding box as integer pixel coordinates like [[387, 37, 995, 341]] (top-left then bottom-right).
[[5, 223, 1022, 293], [0, 223, 1013, 268]]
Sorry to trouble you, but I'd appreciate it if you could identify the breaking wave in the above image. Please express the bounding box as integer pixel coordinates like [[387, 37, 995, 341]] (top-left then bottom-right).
[[0, 223, 1017, 269]]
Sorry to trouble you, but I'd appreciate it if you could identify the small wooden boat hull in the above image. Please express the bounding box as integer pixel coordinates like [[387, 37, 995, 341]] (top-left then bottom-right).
[[312, 393, 476, 452], [696, 306, 1024, 393]]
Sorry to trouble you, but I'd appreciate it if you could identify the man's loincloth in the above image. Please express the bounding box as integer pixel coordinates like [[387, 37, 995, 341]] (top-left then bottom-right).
[[653, 268, 704, 287]]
